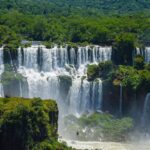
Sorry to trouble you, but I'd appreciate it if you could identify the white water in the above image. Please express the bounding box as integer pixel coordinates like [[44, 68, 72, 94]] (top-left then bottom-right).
[[67, 78, 102, 115], [16, 45, 112, 137], [17, 45, 111, 111], [0, 47, 4, 97], [64, 140, 150, 150], [119, 83, 123, 116], [145, 47, 150, 63], [142, 93, 150, 126], [136, 47, 150, 63], [19, 81, 23, 97]]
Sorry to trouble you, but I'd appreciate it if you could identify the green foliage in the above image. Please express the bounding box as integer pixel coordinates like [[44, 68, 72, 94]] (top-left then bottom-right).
[[42, 41, 54, 49], [0, 97, 70, 150], [0, 9, 149, 47], [113, 33, 136, 65], [87, 64, 99, 81], [112, 66, 141, 90], [64, 113, 133, 141], [87, 61, 114, 81], [0, 25, 20, 50], [134, 55, 145, 70], [138, 70, 150, 91], [145, 63, 150, 71], [33, 139, 71, 150], [98, 61, 113, 79], [0, 0, 150, 15], [111, 65, 150, 91]]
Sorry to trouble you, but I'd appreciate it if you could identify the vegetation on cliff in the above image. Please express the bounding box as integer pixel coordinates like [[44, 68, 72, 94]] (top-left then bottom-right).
[[87, 59, 150, 91], [87, 61, 113, 81], [0, 97, 71, 150]]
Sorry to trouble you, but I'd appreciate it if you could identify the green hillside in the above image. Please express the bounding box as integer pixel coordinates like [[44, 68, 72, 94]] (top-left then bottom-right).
[[0, 0, 149, 49], [47, 0, 150, 13], [0, 0, 150, 15]]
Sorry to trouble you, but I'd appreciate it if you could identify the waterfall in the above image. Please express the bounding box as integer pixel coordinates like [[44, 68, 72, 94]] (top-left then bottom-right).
[[145, 47, 150, 63], [119, 83, 123, 116], [18, 46, 39, 70], [142, 93, 150, 127], [67, 78, 102, 115], [8, 50, 13, 67], [136, 47, 150, 63], [0, 44, 112, 138], [19, 81, 23, 97], [0, 47, 4, 97], [17, 45, 111, 116]]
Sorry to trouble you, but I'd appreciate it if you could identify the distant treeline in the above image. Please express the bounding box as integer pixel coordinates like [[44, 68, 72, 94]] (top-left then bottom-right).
[[0, 10, 149, 49], [0, 0, 149, 49], [0, 0, 150, 15]]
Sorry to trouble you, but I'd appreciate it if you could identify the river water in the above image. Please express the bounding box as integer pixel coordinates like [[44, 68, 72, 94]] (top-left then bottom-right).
[[64, 140, 150, 150]]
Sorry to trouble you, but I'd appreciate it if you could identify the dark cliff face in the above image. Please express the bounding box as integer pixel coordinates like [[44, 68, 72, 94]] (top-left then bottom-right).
[[102, 81, 120, 115], [102, 80, 147, 124]]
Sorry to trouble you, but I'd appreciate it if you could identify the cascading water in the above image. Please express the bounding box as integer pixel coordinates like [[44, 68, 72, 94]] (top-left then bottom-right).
[[0, 47, 4, 97], [17, 45, 111, 105], [119, 83, 123, 117], [19, 81, 23, 97], [136, 47, 150, 63], [0, 44, 112, 138], [68, 78, 102, 116], [17, 44, 112, 137], [142, 93, 150, 127], [145, 47, 150, 63]]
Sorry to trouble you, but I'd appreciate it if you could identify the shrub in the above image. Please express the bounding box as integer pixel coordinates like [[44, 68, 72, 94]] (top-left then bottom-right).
[[134, 55, 144, 70], [98, 61, 113, 79], [87, 64, 99, 81], [112, 33, 136, 65]]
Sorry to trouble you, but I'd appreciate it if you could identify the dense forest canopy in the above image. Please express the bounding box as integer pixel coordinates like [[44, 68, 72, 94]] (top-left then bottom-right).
[[0, 11, 149, 49], [0, 0, 150, 48], [0, 0, 150, 15]]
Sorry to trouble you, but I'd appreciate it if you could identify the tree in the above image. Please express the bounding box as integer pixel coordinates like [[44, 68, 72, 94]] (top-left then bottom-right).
[[87, 64, 99, 81], [112, 33, 136, 65], [134, 55, 144, 70], [0, 98, 68, 150]]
